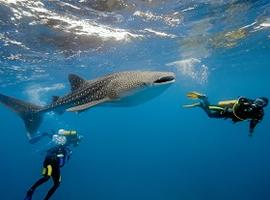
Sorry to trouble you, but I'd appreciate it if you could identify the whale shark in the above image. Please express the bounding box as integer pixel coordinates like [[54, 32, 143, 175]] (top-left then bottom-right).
[[0, 71, 175, 139]]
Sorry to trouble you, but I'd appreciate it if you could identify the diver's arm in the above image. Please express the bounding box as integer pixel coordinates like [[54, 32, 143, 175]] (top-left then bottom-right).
[[67, 147, 72, 159], [29, 135, 44, 144], [37, 130, 55, 139], [249, 108, 264, 136], [62, 146, 72, 162], [29, 131, 53, 144], [46, 129, 57, 139], [249, 119, 259, 136], [42, 132, 52, 139]]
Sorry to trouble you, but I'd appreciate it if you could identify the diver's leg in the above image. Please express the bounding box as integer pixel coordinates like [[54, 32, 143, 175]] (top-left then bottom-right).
[[43, 167, 61, 200], [30, 176, 50, 190], [184, 93, 225, 118], [201, 107, 224, 118], [25, 176, 50, 199], [25, 162, 53, 200], [199, 97, 224, 118]]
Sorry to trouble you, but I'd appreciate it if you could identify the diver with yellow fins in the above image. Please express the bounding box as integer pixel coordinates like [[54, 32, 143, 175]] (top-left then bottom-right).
[[183, 91, 268, 136], [24, 129, 83, 200]]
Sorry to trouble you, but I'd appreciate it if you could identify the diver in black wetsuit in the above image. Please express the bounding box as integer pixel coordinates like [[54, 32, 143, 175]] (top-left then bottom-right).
[[183, 91, 268, 136], [25, 145, 71, 200], [24, 129, 82, 200]]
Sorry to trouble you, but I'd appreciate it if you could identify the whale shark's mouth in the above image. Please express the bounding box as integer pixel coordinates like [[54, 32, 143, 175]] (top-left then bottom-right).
[[154, 75, 175, 84]]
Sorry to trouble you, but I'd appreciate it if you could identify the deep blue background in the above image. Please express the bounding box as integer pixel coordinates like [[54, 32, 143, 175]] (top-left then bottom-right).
[[0, 1, 270, 200]]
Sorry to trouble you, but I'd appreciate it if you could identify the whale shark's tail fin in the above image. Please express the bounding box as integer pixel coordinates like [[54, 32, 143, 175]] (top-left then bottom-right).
[[0, 93, 44, 139]]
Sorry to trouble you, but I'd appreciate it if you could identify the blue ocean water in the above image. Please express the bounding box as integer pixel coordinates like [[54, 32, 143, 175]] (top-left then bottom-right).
[[1, 0, 270, 200]]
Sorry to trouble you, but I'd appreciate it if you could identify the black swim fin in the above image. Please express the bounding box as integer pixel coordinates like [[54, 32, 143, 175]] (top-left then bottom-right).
[[0, 93, 44, 139], [24, 195, 32, 200], [24, 189, 34, 200]]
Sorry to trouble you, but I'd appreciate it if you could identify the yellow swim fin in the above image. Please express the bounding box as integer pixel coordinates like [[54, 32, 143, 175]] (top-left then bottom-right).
[[186, 91, 206, 99], [183, 102, 201, 108]]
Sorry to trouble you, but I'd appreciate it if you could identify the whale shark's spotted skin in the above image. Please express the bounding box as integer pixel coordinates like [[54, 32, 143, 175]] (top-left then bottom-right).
[[0, 71, 175, 136], [40, 71, 175, 113], [45, 78, 111, 112]]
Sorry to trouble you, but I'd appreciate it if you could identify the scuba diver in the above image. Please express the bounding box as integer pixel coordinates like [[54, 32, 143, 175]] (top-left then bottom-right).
[[183, 91, 268, 136], [24, 129, 83, 200]]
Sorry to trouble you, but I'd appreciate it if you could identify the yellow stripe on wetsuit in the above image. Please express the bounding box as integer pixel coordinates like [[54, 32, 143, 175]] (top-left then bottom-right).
[[42, 165, 61, 182], [42, 165, 53, 176]]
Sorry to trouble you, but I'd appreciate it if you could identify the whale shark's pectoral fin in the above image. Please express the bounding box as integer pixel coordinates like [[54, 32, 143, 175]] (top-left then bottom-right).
[[66, 98, 109, 112], [68, 74, 86, 91]]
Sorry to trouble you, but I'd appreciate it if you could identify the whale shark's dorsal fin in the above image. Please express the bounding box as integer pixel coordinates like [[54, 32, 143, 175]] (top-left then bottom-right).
[[68, 74, 86, 91]]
